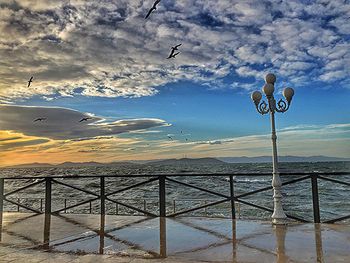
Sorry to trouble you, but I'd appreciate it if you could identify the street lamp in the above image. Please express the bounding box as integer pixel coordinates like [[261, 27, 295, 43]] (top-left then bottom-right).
[[251, 73, 294, 225]]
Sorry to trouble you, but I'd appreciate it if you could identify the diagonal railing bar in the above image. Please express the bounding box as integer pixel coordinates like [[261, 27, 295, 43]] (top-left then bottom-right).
[[173, 218, 232, 241], [318, 176, 350, 187], [106, 177, 158, 197], [170, 220, 277, 257], [4, 179, 45, 197], [106, 197, 157, 217], [4, 230, 42, 246], [4, 198, 42, 214], [52, 179, 100, 197], [235, 198, 273, 213], [3, 213, 41, 228], [168, 199, 229, 217], [52, 197, 99, 214], [49, 214, 159, 257], [284, 213, 310, 223], [50, 214, 153, 248], [323, 214, 350, 224], [236, 175, 311, 199], [173, 240, 232, 255], [166, 177, 230, 199], [235, 198, 310, 223]]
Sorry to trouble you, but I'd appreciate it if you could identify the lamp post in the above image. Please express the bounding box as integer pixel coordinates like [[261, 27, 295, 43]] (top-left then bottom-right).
[[251, 73, 294, 225]]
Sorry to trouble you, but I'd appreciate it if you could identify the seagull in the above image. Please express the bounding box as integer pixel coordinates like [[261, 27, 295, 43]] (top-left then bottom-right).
[[167, 44, 182, 59], [28, 76, 34, 87], [33, 117, 46, 122], [168, 136, 173, 140], [79, 117, 92, 122], [145, 0, 161, 19]]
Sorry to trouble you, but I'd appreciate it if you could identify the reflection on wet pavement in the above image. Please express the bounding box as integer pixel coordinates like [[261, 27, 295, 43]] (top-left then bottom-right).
[[1, 212, 350, 262]]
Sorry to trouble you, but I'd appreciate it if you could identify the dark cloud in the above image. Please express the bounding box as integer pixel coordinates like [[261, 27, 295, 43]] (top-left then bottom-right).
[[0, 138, 50, 150], [0, 104, 169, 140]]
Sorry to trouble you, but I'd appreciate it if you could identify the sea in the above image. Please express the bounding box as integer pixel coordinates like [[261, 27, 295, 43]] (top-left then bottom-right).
[[1, 162, 349, 222]]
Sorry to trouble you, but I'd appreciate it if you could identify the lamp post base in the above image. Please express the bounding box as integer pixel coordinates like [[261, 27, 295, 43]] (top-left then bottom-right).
[[272, 217, 288, 225]]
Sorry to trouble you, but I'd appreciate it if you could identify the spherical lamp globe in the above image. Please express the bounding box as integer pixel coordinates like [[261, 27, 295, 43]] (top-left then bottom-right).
[[262, 83, 274, 96], [283, 87, 294, 103], [251, 91, 262, 104], [265, 73, 276, 84]]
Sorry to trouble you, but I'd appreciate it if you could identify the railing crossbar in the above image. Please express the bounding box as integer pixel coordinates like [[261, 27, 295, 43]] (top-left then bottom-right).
[[166, 177, 229, 199], [4, 179, 45, 197], [318, 176, 350, 187], [52, 197, 99, 214], [106, 197, 157, 217], [52, 179, 100, 197], [324, 214, 350, 224], [106, 177, 158, 197], [168, 199, 229, 217], [4, 198, 42, 214], [236, 175, 311, 199]]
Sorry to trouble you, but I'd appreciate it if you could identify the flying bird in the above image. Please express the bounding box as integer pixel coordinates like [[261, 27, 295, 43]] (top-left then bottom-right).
[[33, 117, 46, 122], [145, 0, 161, 19], [167, 44, 182, 59], [79, 117, 92, 122], [27, 76, 34, 87]]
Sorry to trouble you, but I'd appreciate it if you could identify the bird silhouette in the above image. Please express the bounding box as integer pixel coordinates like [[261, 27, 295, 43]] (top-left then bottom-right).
[[28, 76, 33, 87], [79, 117, 92, 122], [33, 117, 46, 122], [167, 44, 181, 59], [145, 0, 161, 19]]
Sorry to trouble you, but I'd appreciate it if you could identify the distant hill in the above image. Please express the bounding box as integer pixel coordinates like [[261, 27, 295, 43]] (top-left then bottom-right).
[[6, 161, 137, 168], [218, 155, 350, 163], [4, 155, 349, 168], [147, 157, 226, 166]]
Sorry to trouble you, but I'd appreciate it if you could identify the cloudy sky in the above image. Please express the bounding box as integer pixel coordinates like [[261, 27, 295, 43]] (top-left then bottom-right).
[[0, 0, 349, 166]]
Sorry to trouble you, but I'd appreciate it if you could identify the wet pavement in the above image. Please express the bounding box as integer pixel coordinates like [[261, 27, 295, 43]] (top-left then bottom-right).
[[0, 212, 349, 262]]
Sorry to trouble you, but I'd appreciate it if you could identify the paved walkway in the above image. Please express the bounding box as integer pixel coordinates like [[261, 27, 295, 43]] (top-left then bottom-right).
[[1, 213, 350, 262]]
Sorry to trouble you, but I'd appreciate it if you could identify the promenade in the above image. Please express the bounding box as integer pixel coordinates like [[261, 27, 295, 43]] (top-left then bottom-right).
[[1, 212, 349, 262]]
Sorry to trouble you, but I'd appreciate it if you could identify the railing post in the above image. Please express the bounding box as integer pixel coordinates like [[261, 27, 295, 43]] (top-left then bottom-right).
[[100, 177, 105, 215], [44, 177, 52, 247], [159, 176, 166, 217], [143, 199, 147, 215], [64, 199, 67, 213], [0, 178, 4, 241], [230, 176, 236, 219], [311, 174, 321, 223], [45, 178, 52, 215], [159, 217, 167, 258]]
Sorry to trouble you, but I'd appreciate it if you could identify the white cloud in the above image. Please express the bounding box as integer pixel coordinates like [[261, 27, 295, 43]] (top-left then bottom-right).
[[0, 0, 350, 103]]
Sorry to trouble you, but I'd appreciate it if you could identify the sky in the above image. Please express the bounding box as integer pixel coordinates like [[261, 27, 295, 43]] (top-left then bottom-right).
[[0, 0, 349, 166]]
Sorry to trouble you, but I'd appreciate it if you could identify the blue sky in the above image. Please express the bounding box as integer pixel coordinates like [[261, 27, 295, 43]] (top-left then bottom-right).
[[0, 0, 349, 165]]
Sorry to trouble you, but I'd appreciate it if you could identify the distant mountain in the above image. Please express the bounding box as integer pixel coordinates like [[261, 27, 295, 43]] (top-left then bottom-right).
[[4, 155, 349, 168], [147, 157, 226, 166], [218, 155, 350, 163], [6, 161, 137, 168]]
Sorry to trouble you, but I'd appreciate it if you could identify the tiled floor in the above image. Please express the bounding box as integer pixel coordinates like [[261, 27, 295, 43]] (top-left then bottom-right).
[[0, 212, 349, 262]]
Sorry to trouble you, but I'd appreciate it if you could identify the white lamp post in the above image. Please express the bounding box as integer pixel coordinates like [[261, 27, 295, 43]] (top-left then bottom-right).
[[251, 73, 294, 225]]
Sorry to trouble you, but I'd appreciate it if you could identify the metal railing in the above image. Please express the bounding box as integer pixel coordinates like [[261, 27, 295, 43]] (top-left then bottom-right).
[[0, 172, 349, 229]]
